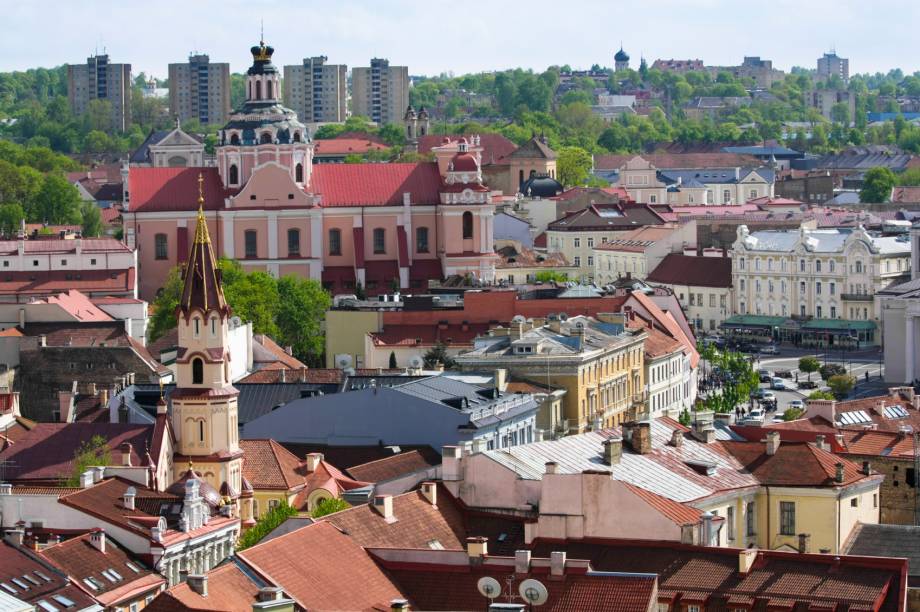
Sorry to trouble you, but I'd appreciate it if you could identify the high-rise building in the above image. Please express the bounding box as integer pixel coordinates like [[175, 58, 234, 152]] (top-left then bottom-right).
[[67, 54, 132, 131], [283, 56, 348, 124], [351, 58, 409, 126], [168, 54, 231, 126], [817, 51, 849, 82]]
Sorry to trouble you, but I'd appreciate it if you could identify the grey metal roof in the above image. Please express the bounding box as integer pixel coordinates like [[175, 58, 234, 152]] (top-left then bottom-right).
[[482, 419, 759, 503], [843, 523, 920, 576], [131, 383, 307, 425], [741, 228, 908, 255]]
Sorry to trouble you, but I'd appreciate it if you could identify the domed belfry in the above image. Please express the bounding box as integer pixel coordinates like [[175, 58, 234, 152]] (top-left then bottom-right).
[[170, 174, 244, 515]]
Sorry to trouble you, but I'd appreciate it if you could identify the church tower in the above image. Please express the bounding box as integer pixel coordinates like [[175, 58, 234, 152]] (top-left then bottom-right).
[[170, 174, 243, 511]]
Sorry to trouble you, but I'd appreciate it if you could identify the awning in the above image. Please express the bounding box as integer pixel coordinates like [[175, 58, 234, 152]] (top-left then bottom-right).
[[721, 315, 786, 329], [800, 319, 876, 332]]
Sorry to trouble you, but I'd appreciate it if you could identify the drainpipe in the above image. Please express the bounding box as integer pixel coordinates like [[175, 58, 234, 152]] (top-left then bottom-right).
[[766, 485, 771, 549]]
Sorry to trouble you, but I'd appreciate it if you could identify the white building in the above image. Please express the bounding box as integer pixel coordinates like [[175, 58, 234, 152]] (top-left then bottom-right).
[[731, 225, 910, 346], [592, 223, 696, 285], [877, 222, 920, 383]]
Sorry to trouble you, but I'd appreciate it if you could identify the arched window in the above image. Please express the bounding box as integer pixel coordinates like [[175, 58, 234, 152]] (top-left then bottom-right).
[[210, 317, 217, 336], [229, 133, 240, 145], [248, 81, 252, 100], [292, 131, 302, 143], [255, 80, 262, 100], [462, 211, 474, 239], [192, 358, 204, 385], [267, 80, 273, 99], [228, 164, 239, 185], [198, 420, 205, 442], [259, 132, 272, 145], [328, 229, 341, 256], [287, 228, 301, 257], [295, 163, 303, 183]]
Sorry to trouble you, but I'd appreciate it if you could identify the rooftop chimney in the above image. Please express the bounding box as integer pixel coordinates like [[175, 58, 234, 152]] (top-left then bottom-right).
[[701, 512, 714, 546], [806, 399, 836, 425], [814, 434, 828, 452], [835, 462, 845, 483], [304, 453, 323, 473], [99, 387, 108, 406], [798, 533, 810, 554], [80, 470, 94, 489], [862, 460, 872, 476], [670, 429, 684, 448], [835, 433, 845, 448], [123, 486, 136, 511], [603, 438, 623, 465], [629, 422, 652, 454], [93, 466, 105, 483], [550, 551, 566, 576], [441, 445, 462, 481], [89, 529, 106, 554], [187, 574, 208, 597], [545, 461, 558, 475], [873, 399, 887, 416], [765, 431, 781, 456], [257, 587, 283, 602], [420, 481, 437, 506], [4, 528, 24, 547], [120, 442, 133, 467], [467, 536, 488, 561], [738, 548, 758, 574], [514, 549, 531, 574], [373, 494, 395, 522]]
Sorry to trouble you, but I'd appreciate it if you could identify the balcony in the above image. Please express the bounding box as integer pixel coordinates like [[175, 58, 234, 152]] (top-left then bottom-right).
[[841, 293, 873, 302]]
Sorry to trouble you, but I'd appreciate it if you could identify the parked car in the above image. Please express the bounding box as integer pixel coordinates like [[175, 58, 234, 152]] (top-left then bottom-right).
[[771, 377, 787, 390], [788, 399, 804, 410], [747, 407, 766, 423], [750, 388, 767, 400], [759, 344, 780, 355], [758, 369, 772, 382], [798, 380, 817, 390], [762, 391, 777, 403], [774, 369, 794, 379]]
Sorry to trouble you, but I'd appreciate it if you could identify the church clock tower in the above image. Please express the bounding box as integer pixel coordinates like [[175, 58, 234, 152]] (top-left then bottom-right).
[[170, 174, 243, 509]]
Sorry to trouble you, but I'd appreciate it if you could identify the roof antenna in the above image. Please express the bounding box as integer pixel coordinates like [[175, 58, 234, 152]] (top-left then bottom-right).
[[260, 18, 264, 44]]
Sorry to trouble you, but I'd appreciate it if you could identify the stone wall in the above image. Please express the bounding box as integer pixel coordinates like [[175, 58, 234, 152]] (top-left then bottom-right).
[[846, 453, 916, 525]]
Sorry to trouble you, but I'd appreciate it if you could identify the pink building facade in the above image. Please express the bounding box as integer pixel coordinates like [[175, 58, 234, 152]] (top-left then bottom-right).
[[124, 41, 496, 300]]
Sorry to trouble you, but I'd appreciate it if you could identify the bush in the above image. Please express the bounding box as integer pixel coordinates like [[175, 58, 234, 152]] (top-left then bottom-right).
[[827, 374, 856, 400], [311, 497, 351, 518], [237, 501, 297, 550], [807, 390, 836, 400], [819, 363, 846, 380], [782, 407, 804, 421]]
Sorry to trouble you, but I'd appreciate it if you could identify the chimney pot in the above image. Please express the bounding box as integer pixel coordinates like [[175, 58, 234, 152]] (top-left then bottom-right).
[[467, 536, 488, 561], [550, 551, 566, 576], [304, 453, 323, 473], [120, 442, 133, 467], [4, 528, 24, 547], [89, 529, 106, 554], [814, 434, 827, 451], [123, 486, 136, 511], [80, 470, 94, 489], [670, 429, 684, 448], [420, 481, 437, 506], [373, 494, 395, 521], [544, 461, 558, 475], [835, 462, 845, 483], [258, 587, 283, 602], [766, 431, 781, 455], [603, 438, 623, 465], [514, 549, 531, 574], [187, 574, 208, 597]]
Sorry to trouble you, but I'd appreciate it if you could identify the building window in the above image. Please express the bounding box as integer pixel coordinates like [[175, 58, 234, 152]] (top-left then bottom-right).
[[587, 256, 594, 266], [780, 501, 795, 535], [830, 306, 837, 318], [830, 282, 835, 295], [373, 228, 385, 254], [746, 501, 755, 536], [799, 281, 806, 294], [739, 257, 745, 270], [727, 505, 735, 541], [816, 305, 822, 318], [154, 233, 168, 260], [800, 304, 806, 317], [328, 229, 341, 256], [230, 133, 240, 145], [192, 358, 204, 385], [287, 228, 300, 257], [255, 80, 262, 100], [295, 163, 304, 183], [198, 420, 205, 442], [259, 132, 272, 144], [229, 164, 239, 185], [816, 260, 822, 272], [723, 189, 731, 204], [416, 227, 429, 253], [574, 238, 581, 248], [816, 282, 821, 295], [574, 256, 581, 267], [800, 259, 806, 272], [740, 279, 745, 291], [855, 260, 863, 274], [587, 237, 594, 248], [462, 211, 473, 239], [244, 230, 257, 258]]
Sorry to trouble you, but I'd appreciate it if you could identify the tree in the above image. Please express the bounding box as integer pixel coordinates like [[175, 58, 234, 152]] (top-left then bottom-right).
[[0, 203, 25, 236], [84, 99, 114, 133], [782, 407, 804, 421], [807, 390, 836, 400], [556, 146, 593, 187], [388, 351, 397, 369], [696, 346, 759, 414], [237, 501, 297, 550], [65, 435, 111, 486], [377, 123, 405, 147], [147, 266, 184, 342], [80, 201, 103, 237], [276, 275, 331, 366], [222, 268, 280, 337], [311, 497, 351, 518], [33, 174, 82, 224], [827, 374, 856, 400], [798, 356, 820, 381], [423, 342, 455, 369], [898, 167, 920, 186], [860, 166, 897, 203], [83, 130, 111, 154]]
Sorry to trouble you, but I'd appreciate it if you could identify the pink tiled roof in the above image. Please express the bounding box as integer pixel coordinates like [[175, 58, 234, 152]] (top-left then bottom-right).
[[33, 290, 114, 322], [311, 162, 443, 207], [314, 138, 389, 155], [129, 167, 228, 212], [0, 268, 135, 297], [0, 238, 131, 255]]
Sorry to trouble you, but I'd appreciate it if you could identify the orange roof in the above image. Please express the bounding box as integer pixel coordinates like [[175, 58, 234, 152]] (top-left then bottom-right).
[[33, 290, 114, 322], [240, 439, 306, 491], [624, 482, 702, 526], [720, 441, 872, 487], [629, 290, 699, 367], [843, 430, 914, 458], [314, 138, 389, 156], [237, 521, 404, 611], [252, 334, 307, 369], [145, 561, 260, 612]]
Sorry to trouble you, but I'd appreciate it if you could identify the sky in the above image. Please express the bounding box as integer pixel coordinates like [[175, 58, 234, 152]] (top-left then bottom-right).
[[4, 0, 920, 79]]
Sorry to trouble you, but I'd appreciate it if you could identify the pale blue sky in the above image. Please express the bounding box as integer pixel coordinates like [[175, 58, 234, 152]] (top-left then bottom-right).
[[5, 0, 918, 78]]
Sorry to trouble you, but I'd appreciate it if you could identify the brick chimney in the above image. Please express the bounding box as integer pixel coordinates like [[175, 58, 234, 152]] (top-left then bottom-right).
[[304, 453, 323, 473], [798, 533, 810, 554], [89, 529, 106, 554], [420, 481, 437, 506], [550, 551, 566, 576], [603, 438, 623, 465], [765, 431, 781, 456], [514, 550, 531, 574], [373, 495, 395, 522], [670, 429, 684, 448], [467, 536, 488, 562], [738, 548, 757, 574], [628, 422, 652, 454], [120, 442, 133, 467], [187, 574, 208, 597], [258, 587, 283, 602], [835, 462, 844, 483], [806, 399, 836, 425]]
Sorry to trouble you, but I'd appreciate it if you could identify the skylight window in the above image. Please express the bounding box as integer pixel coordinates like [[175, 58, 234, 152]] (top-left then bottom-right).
[[0, 583, 17, 594], [33, 571, 51, 582], [82, 577, 100, 591], [101, 569, 120, 583], [10, 578, 29, 590], [124, 561, 142, 573], [52, 595, 75, 608], [23, 574, 40, 585], [837, 410, 872, 426], [36, 601, 58, 612], [427, 539, 444, 550], [884, 405, 909, 419]]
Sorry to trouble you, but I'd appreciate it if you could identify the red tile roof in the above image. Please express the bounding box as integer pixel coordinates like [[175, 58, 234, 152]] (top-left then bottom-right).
[[0, 238, 131, 255], [240, 439, 307, 491], [0, 268, 135, 297], [293, 458, 369, 510], [624, 482, 702, 526], [312, 162, 442, 207], [720, 440, 871, 487], [145, 561, 261, 612], [417, 133, 518, 164], [129, 167, 228, 212], [369, 323, 490, 347], [252, 334, 306, 369], [321, 486, 466, 550], [0, 541, 100, 610], [237, 521, 404, 611], [39, 531, 164, 606], [843, 429, 915, 458], [32, 290, 114, 322], [314, 138, 389, 156], [646, 254, 733, 289], [0, 422, 153, 483], [345, 450, 438, 483]]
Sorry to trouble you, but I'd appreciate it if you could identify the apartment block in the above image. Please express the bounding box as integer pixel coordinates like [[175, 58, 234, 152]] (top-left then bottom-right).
[[351, 58, 409, 125], [167, 54, 231, 126], [817, 51, 849, 81], [283, 56, 347, 124], [67, 54, 131, 131]]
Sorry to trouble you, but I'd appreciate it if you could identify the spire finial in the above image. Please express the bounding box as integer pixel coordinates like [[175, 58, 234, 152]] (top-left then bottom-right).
[[193, 173, 211, 245], [260, 18, 264, 45], [197, 172, 204, 208]]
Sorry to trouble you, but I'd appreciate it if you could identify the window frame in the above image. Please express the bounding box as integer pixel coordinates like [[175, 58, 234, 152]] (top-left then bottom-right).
[[373, 228, 386, 254], [287, 228, 301, 257], [779, 501, 795, 536], [244, 229, 258, 258], [154, 233, 168, 260], [416, 227, 429, 253]]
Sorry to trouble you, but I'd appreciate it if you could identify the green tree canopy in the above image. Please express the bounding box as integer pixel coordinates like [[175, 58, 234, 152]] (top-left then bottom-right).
[[311, 497, 351, 518], [276, 275, 331, 366], [860, 167, 897, 203], [556, 146, 593, 187], [827, 374, 856, 400], [237, 501, 297, 550], [798, 356, 821, 381], [65, 435, 111, 487], [80, 201, 103, 237]]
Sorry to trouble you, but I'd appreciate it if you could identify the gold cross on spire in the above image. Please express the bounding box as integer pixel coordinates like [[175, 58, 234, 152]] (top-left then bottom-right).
[[193, 173, 211, 245]]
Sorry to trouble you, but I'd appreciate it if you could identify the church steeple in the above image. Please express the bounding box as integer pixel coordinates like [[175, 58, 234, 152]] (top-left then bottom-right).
[[176, 174, 230, 321]]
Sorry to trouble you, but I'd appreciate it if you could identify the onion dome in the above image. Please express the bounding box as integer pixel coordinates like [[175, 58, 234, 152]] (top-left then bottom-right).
[[167, 468, 223, 509], [220, 480, 240, 501], [615, 47, 630, 62], [521, 173, 564, 198]]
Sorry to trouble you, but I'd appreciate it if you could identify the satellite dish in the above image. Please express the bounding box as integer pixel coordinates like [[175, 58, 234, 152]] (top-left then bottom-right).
[[477, 576, 501, 599], [335, 354, 353, 369], [558, 313, 569, 321], [519, 579, 549, 606], [511, 314, 526, 324], [408, 355, 424, 368], [229, 316, 242, 329]]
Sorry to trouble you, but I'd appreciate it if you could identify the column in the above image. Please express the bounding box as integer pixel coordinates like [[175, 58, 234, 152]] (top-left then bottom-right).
[[906, 316, 915, 384]]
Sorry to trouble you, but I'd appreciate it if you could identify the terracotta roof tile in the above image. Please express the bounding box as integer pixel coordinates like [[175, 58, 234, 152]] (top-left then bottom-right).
[[0, 541, 100, 610], [624, 482, 703, 526], [237, 521, 404, 611], [314, 138, 389, 155], [345, 450, 439, 483], [240, 439, 306, 491], [720, 440, 871, 487], [145, 561, 261, 612], [252, 334, 306, 369], [0, 268, 135, 297], [311, 162, 442, 207], [130, 167, 228, 212], [646, 254, 733, 289]]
